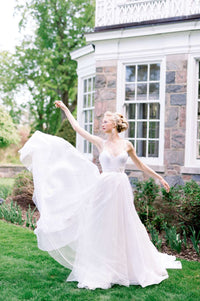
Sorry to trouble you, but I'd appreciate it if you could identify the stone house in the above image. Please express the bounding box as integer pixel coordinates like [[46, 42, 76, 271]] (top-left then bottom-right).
[[71, 0, 200, 186]]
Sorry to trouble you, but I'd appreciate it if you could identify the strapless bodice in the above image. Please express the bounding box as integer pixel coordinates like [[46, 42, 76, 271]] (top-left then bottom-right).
[[99, 150, 128, 173]]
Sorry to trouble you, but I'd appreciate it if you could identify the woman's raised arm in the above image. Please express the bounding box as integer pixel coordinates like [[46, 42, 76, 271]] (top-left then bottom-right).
[[55, 101, 103, 150], [126, 141, 170, 192]]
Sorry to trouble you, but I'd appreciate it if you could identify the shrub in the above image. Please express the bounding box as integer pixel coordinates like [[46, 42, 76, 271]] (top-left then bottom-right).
[[133, 178, 164, 230], [0, 200, 24, 225], [55, 119, 76, 146], [161, 180, 200, 232]]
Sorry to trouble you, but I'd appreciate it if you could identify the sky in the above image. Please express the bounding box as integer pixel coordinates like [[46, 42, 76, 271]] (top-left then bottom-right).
[[0, 1, 21, 52]]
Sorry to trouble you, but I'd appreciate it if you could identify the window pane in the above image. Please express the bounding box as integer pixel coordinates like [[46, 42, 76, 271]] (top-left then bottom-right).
[[88, 94, 91, 107], [138, 65, 148, 82], [89, 110, 93, 122], [148, 141, 159, 157], [84, 140, 87, 153], [137, 122, 147, 138], [149, 83, 160, 100], [199, 62, 200, 79], [198, 102, 200, 119], [128, 104, 136, 119], [137, 83, 147, 100], [197, 142, 200, 159], [136, 140, 146, 157], [89, 125, 92, 134], [84, 80, 87, 93], [84, 95, 87, 108], [137, 103, 148, 119], [88, 78, 92, 92], [197, 121, 200, 139], [89, 142, 92, 153], [198, 82, 200, 99], [92, 93, 95, 106], [128, 122, 135, 137], [149, 122, 160, 138], [150, 64, 160, 81], [150, 103, 160, 119], [126, 66, 136, 82], [84, 111, 88, 123], [125, 84, 135, 100], [92, 77, 95, 91]]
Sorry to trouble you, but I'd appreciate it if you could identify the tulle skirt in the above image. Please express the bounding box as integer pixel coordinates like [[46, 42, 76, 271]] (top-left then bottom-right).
[[19, 131, 182, 289]]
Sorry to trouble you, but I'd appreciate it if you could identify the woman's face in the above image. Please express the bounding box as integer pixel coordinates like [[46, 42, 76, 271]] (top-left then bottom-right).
[[102, 116, 115, 133]]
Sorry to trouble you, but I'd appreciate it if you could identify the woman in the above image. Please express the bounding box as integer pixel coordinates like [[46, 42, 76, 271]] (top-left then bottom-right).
[[19, 101, 181, 290]]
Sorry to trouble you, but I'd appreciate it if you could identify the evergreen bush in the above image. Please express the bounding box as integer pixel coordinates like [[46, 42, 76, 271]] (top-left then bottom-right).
[[55, 119, 76, 146]]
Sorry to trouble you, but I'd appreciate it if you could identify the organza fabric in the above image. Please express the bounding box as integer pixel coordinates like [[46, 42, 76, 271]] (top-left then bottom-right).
[[19, 131, 182, 290]]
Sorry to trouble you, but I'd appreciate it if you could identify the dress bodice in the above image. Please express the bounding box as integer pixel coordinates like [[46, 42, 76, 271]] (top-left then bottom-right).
[[99, 150, 128, 173]]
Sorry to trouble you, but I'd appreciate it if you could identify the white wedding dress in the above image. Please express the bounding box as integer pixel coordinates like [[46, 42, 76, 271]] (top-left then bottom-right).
[[19, 131, 182, 290]]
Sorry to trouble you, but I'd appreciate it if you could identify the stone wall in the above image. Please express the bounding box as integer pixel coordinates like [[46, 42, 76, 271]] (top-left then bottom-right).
[[164, 54, 187, 185], [0, 166, 25, 178]]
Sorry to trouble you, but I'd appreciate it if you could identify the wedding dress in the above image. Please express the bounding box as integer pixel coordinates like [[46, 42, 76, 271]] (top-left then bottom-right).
[[19, 131, 182, 290]]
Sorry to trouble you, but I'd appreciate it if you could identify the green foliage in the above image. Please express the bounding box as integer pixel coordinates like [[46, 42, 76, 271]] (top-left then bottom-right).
[[55, 118, 76, 146], [0, 106, 20, 147], [0, 51, 24, 124], [0, 178, 14, 200], [161, 180, 200, 232], [133, 178, 164, 230], [189, 226, 200, 255], [147, 224, 162, 251], [0, 200, 24, 225], [26, 205, 37, 230], [164, 224, 183, 253], [0, 0, 95, 134], [12, 170, 33, 198]]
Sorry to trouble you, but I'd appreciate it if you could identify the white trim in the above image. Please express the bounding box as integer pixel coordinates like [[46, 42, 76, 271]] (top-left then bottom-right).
[[185, 53, 200, 167], [70, 44, 95, 60], [117, 55, 166, 166], [87, 20, 200, 42]]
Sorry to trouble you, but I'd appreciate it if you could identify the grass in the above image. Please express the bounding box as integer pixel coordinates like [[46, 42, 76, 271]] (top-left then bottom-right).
[[0, 220, 199, 301]]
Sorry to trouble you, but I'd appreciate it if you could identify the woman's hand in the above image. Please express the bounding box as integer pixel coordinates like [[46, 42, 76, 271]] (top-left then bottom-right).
[[160, 178, 170, 193], [55, 100, 67, 111]]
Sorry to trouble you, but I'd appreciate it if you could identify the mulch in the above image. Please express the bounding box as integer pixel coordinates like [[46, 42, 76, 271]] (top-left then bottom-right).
[[4, 197, 200, 263]]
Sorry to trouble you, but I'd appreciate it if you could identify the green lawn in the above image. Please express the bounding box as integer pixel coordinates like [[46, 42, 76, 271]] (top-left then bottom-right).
[[0, 220, 199, 301]]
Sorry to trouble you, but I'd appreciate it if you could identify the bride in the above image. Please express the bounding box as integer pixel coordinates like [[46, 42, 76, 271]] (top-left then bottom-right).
[[19, 101, 182, 290]]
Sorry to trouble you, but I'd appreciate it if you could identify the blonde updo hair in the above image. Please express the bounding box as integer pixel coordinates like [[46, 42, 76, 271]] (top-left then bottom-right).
[[104, 111, 128, 133]]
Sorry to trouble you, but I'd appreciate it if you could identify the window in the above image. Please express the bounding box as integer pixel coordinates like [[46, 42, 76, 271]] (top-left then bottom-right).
[[125, 63, 161, 158], [197, 62, 200, 159], [83, 76, 95, 154]]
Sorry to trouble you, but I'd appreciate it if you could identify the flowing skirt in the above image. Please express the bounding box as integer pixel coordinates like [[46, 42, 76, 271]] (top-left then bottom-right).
[[19, 131, 182, 289]]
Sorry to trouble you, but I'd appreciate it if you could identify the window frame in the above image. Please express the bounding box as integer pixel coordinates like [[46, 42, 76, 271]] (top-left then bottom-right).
[[117, 57, 166, 166], [185, 54, 200, 167], [82, 76, 95, 155]]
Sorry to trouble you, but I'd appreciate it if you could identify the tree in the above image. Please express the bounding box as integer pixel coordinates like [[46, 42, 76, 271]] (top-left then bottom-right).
[[0, 51, 24, 124], [12, 0, 95, 133], [0, 106, 20, 147]]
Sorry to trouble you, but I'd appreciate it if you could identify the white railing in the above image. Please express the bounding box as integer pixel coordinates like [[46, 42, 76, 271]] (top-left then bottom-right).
[[95, 0, 200, 27]]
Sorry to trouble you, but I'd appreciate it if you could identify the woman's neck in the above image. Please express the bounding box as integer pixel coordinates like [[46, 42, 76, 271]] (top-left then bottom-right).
[[106, 131, 120, 142]]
